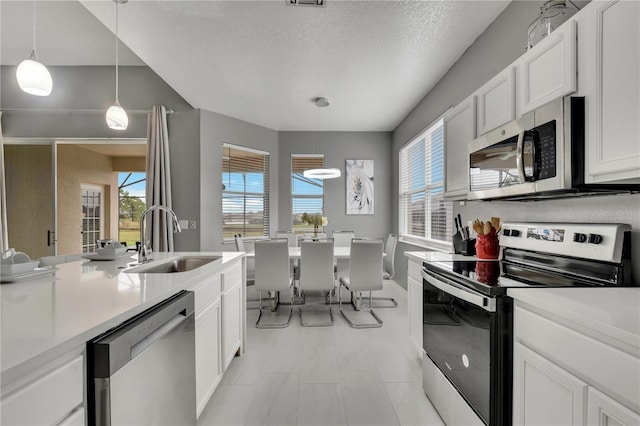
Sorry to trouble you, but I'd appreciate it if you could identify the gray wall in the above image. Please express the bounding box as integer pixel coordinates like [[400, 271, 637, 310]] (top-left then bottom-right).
[[278, 131, 392, 240], [390, 0, 638, 290], [200, 109, 279, 252], [1, 65, 201, 251]]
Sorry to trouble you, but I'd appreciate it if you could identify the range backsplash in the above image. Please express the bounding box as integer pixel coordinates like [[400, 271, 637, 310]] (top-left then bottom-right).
[[454, 193, 640, 285]]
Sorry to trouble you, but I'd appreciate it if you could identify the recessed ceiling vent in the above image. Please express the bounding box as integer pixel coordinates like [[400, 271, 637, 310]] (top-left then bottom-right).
[[287, 0, 325, 7]]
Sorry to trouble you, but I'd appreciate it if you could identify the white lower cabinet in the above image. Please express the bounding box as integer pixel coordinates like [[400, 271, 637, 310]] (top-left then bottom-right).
[[588, 387, 640, 426], [407, 259, 423, 357], [191, 257, 244, 419], [1, 353, 84, 426], [513, 302, 640, 426], [222, 281, 242, 370], [195, 297, 222, 418], [513, 342, 587, 426]]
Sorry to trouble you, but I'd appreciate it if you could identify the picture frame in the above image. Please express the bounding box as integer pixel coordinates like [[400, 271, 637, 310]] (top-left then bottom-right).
[[345, 159, 374, 215]]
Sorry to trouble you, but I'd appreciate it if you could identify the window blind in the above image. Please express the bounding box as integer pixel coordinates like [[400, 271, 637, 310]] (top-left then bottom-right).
[[399, 118, 453, 244], [222, 144, 270, 239], [291, 154, 324, 234]]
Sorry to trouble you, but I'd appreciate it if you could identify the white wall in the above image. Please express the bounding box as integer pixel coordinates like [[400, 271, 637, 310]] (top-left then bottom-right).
[[278, 131, 393, 240], [199, 109, 279, 251]]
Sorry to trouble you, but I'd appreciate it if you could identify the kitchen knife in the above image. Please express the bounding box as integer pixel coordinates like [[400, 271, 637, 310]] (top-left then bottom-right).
[[452, 216, 462, 254]]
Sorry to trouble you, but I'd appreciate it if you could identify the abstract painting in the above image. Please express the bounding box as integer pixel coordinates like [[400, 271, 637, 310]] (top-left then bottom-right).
[[346, 159, 374, 215]]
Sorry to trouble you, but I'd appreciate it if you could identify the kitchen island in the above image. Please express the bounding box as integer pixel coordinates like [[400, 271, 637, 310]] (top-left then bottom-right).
[[1, 251, 246, 425]]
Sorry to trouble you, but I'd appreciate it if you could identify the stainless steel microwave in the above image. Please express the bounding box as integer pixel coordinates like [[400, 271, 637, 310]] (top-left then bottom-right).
[[468, 97, 638, 200]]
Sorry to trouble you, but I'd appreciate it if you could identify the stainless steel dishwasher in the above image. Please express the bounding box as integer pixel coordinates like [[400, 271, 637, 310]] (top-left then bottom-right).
[[87, 290, 196, 426]]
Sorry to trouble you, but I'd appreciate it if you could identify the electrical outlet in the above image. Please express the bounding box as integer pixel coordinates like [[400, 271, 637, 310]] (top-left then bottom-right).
[[179, 220, 189, 230], [189, 220, 197, 230]]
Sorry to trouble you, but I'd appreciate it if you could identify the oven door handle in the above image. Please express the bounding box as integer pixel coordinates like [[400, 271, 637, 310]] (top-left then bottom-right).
[[422, 269, 496, 312]]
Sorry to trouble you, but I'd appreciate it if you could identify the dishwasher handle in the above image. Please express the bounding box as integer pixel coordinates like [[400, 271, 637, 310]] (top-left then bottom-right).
[[89, 290, 194, 378]]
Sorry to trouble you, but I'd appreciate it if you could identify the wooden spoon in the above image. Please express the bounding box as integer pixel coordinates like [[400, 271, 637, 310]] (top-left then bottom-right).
[[483, 221, 492, 235]]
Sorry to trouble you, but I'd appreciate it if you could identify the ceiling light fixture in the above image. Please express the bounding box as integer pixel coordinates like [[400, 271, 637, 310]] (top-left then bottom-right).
[[16, 0, 53, 96], [303, 97, 342, 180], [106, 0, 128, 130]]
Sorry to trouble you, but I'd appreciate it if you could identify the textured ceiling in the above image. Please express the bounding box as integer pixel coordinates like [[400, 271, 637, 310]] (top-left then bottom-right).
[[2, 0, 511, 132]]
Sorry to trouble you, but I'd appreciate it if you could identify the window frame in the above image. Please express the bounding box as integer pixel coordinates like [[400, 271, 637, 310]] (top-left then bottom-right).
[[398, 116, 452, 251], [222, 143, 270, 240], [290, 154, 325, 234]]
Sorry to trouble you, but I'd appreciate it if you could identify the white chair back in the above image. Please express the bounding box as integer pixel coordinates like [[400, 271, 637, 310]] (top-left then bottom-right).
[[299, 239, 335, 292], [303, 232, 327, 240], [275, 231, 298, 247], [348, 238, 384, 292], [254, 239, 291, 292], [234, 235, 255, 281], [332, 231, 355, 248], [383, 234, 397, 279]]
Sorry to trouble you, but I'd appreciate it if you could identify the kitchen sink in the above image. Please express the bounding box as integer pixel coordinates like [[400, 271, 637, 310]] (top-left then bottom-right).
[[125, 256, 221, 273]]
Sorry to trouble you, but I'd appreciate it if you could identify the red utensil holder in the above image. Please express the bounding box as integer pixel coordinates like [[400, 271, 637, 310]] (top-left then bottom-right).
[[476, 234, 499, 259]]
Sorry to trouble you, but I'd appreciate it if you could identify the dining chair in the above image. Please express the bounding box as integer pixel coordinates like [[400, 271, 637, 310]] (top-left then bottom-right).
[[235, 234, 258, 308], [275, 231, 305, 305], [276, 231, 305, 305], [254, 238, 294, 328], [298, 238, 336, 327], [331, 230, 355, 248], [362, 233, 399, 309], [339, 238, 384, 328]]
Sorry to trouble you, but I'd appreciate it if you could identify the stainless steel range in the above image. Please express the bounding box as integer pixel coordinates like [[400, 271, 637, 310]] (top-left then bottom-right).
[[421, 222, 634, 426]]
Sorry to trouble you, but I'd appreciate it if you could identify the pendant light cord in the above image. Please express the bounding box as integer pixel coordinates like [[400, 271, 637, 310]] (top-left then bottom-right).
[[32, 0, 37, 54], [115, 0, 120, 103]]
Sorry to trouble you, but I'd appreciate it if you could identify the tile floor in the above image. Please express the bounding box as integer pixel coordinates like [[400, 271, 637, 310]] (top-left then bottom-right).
[[197, 281, 445, 426]]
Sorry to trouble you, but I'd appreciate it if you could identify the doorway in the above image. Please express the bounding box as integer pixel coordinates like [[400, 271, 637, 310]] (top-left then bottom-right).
[[3, 138, 146, 258], [3, 142, 55, 259]]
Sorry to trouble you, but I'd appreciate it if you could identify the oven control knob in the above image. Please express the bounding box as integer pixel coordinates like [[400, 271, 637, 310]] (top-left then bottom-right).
[[573, 233, 587, 243], [503, 229, 511, 236], [588, 233, 603, 244], [510, 229, 521, 237]]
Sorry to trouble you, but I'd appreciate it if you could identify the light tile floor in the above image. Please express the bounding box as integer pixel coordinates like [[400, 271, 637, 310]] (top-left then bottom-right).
[[198, 281, 445, 426]]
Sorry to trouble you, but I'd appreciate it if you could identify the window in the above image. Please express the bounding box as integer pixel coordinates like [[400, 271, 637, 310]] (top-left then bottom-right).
[[399, 118, 452, 245], [291, 154, 324, 234], [118, 172, 146, 248], [222, 144, 270, 239]]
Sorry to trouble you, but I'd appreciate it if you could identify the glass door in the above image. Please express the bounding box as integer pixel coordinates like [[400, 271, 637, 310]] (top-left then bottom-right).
[[81, 184, 103, 253]]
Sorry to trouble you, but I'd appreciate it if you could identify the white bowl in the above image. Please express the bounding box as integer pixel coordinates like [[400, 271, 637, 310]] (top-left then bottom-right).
[[1, 261, 40, 276]]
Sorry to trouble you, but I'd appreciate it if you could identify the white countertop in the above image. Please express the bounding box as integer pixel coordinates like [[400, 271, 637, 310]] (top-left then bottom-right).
[[0, 251, 243, 384], [509, 287, 640, 354]]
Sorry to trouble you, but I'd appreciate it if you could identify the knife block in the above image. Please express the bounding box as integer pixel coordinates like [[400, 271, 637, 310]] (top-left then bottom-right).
[[461, 239, 476, 256]]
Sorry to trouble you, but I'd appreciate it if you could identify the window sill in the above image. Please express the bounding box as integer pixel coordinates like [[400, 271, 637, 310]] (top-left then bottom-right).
[[398, 236, 452, 253]]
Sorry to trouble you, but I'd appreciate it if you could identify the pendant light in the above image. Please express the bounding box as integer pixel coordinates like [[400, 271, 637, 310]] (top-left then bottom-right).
[[106, 0, 129, 130], [16, 0, 53, 96], [303, 97, 342, 180]]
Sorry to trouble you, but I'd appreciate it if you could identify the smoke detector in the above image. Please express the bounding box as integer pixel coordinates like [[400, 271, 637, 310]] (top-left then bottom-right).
[[287, 0, 325, 7]]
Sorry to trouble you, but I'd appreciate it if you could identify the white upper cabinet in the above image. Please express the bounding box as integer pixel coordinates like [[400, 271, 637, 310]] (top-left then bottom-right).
[[518, 19, 577, 114], [476, 67, 515, 135], [580, 0, 640, 184], [443, 95, 476, 199]]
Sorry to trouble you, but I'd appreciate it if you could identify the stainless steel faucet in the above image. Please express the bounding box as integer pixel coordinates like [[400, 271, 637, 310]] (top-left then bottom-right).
[[138, 205, 182, 263]]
